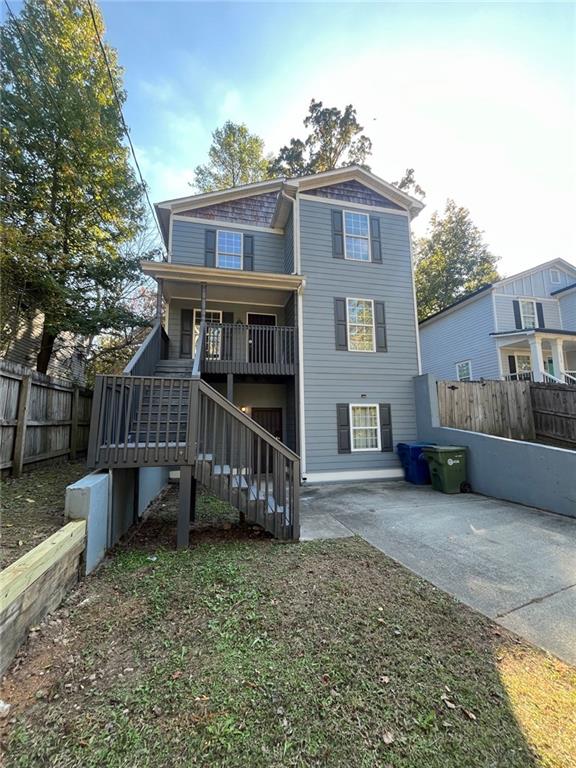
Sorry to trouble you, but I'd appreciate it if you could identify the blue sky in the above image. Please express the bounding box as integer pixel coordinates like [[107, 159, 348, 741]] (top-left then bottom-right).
[[100, 2, 575, 275]]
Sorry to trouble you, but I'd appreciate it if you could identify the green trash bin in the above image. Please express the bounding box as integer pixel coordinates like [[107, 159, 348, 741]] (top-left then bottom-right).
[[422, 446, 468, 494]]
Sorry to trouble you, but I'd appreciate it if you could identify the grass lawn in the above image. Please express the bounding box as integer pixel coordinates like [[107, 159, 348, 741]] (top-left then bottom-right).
[[1, 491, 574, 767], [0, 461, 88, 569]]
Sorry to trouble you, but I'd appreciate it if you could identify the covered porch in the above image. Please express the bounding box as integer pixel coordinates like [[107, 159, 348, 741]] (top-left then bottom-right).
[[142, 261, 303, 378], [492, 329, 576, 385]]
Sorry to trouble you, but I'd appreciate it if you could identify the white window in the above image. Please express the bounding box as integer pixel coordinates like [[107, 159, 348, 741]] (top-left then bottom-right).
[[346, 298, 375, 352], [350, 404, 381, 451], [550, 269, 561, 284], [344, 211, 370, 261], [193, 308, 222, 359], [456, 360, 472, 381], [520, 300, 537, 329], [217, 230, 243, 270]]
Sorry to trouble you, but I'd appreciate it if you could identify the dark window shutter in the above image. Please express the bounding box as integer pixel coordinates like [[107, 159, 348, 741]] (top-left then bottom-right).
[[222, 311, 233, 324], [370, 216, 382, 263], [332, 210, 344, 258], [536, 302, 545, 328], [374, 301, 387, 352], [336, 404, 351, 453], [180, 309, 193, 358], [379, 404, 393, 452], [243, 235, 254, 271], [512, 300, 522, 329], [508, 355, 517, 375], [334, 298, 348, 350], [205, 230, 216, 267]]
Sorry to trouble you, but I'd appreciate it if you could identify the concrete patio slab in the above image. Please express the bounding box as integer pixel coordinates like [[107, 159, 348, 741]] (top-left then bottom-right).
[[300, 481, 576, 665]]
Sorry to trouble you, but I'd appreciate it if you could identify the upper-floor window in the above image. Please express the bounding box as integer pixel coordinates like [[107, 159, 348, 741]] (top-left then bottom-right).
[[520, 300, 537, 329], [217, 230, 243, 270], [346, 298, 375, 351], [550, 269, 561, 285], [456, 360, 472, 381], [344, 211, 370, 261]]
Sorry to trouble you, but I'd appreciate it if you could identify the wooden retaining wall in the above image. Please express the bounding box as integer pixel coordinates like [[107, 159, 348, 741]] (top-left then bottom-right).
[[437, 379, 535, 441], [0, 520, 86, 676], [0, 359, 92, 475]]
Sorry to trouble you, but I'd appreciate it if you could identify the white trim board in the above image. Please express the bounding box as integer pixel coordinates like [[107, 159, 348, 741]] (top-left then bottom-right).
[[298, 193, 409, 217], [303, 468, 403, 483], [172, 215, 284, 235]]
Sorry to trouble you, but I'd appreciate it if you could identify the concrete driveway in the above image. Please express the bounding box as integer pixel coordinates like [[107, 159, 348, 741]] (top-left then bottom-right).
[[300, 481, 576, 666]]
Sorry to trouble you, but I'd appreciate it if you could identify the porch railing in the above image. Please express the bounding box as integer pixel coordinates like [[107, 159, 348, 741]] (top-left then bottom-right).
[[201, 323, 296, 375], [504, 371, 534, 382]]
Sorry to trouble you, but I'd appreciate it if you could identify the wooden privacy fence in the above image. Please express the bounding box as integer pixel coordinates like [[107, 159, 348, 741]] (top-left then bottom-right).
[[0, 359, 92, 475], [437, 380, 535, 440], [437, 379, 576, 448], [530, 382, 576, 448]]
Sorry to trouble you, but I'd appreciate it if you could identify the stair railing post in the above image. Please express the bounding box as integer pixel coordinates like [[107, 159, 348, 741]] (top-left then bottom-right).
[[185, 379, 199, 465]]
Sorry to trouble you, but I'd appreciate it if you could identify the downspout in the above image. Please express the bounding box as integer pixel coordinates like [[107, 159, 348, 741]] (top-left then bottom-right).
[[282, 187, 306, 475]]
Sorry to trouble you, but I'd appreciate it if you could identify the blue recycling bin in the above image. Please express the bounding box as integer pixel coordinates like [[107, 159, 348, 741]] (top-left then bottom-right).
[[397, 441, 435, 485]]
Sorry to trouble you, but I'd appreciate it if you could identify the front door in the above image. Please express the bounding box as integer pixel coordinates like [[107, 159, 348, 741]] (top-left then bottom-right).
[[247, 313, 276, 365], [251, 408, 282, 471]]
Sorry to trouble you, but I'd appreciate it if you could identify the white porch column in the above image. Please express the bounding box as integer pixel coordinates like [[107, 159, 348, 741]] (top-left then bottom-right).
[[550, 338, 565, 380], [529, 336, 545, 382]]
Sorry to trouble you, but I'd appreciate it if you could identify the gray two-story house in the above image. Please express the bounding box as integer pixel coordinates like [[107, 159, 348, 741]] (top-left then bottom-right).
[[419, 259, 576, 385], [87, 166, 424, 541]]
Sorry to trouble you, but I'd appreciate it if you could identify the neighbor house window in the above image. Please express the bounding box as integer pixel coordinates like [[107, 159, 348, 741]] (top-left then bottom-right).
[[550, 269, 561, 284], [217, 230, 243, 270], [456, 360, 472, 381], [520, 300, 537, 329], [350, 404, 381, 451], [344, 211, 370, 261], [346, 298, 375, 351]]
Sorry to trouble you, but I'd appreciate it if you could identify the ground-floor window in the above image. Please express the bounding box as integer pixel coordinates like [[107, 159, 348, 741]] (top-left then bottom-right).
[[350, 404, 381, 451]]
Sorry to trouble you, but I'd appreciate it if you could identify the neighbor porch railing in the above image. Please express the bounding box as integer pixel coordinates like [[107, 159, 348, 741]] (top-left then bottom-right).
[[201, 323, 296, 375]]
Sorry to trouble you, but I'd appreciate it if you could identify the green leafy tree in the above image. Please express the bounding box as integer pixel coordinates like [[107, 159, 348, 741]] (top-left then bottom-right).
[[415, 200, 500, 320], [193, 121, 272, 192], [393, 168, 425, 199], [1, 0, 152, 373], [271, 99, 372, 176]]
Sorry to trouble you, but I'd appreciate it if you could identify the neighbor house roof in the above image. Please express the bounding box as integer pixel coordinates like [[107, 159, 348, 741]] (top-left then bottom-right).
[[419, 258, 576, 326], [551, 282, 576, 297]]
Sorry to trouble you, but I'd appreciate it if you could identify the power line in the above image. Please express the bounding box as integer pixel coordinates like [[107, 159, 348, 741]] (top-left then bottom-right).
[[86, 0, 165, 252]]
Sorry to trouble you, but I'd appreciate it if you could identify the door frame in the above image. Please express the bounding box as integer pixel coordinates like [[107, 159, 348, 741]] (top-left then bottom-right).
[[245, 312, 277, 325]]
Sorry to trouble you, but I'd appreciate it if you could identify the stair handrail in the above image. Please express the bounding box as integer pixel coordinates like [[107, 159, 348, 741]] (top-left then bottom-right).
[[191, 321, 205, 379], [123, 319, 169, 376], [198, 379, 300, 463]]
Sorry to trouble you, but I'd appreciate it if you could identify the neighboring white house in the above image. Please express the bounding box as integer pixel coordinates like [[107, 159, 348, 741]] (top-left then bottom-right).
[[419, 258, 576, 385]]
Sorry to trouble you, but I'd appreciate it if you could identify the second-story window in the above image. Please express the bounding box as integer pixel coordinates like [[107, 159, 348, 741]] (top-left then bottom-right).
[[346, 298, 375, 351], [217, 230, 243, 270], [344, 211, 370, 261], [520, 300, 536, 329]]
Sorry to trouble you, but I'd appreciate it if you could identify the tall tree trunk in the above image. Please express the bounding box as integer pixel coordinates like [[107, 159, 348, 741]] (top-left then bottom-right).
[[36, 327, 57, 373]]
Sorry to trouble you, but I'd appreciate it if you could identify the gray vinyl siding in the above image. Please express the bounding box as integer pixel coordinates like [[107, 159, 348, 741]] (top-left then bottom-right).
[[558, 292, 576, 331], [493, 294, 561, 331], [420, 293, 499, 380], [167, 298, 285, 359], [284, 210, 294, 273], [299, 198, 419, 474], [171, 219, 286, 273], [498, 265, 576, 298]]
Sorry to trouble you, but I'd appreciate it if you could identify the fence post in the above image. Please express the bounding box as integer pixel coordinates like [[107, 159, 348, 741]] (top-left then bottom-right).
[[12, 375, 32, 477], [70, 386, 80, 460]]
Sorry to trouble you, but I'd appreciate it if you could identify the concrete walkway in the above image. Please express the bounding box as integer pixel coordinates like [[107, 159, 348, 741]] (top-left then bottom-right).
[[300, 481, 576, 666]]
